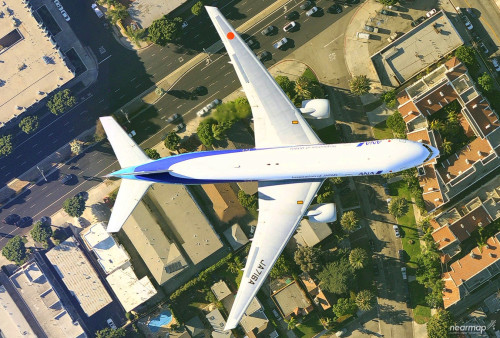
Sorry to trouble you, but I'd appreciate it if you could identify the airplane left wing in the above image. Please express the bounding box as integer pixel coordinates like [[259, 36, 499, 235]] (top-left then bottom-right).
[[225, 179, 323, 330]]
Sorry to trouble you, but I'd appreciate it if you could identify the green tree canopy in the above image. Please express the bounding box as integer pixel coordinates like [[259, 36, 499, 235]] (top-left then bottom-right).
[[213, 99, 251, 123], [197, 118, 217, 147], [455, 46, 476, 67], [30, 221, 53, 245], [416, 249, 441, 288], [316, 191, 334, 204], [379, 0, 398, 5], [108, 3, 128, 24], [19, 116, 39, 134], [2, 236, 28, 265], [286, 317, 297, 330], [0, 134, 13, 157], [356, 290, 375, 311], [426, 279, 445, 308], [349, 75, 371, 96], [270, 254, 292, 278], [47, 89, 76, 115], [386, 112, 406, 135], [349, 248, 368, 270], [381, 90, 397, 108], [125, 26, 146, 47], [164, 132, 181, 151], [70, 139, 83, 155], [191, 1, 204, 15], [340, 211, 359, 232], [145, 148, 160, 159], [329, 177, 345, 185], [63, 195, 86, 218], [295, 76, 324, 100], [427, 309, 454, 338], [95, 327, 126, 338], [148, 17, 183, 46], [332, 297, 358, 317], [478, 73, 493, 92], [237, 190, 258, 211], [52, 228, 68, 246], [388, 197, 408, 218], [294, 246, 321, 273], [318, 258, 354, 294]]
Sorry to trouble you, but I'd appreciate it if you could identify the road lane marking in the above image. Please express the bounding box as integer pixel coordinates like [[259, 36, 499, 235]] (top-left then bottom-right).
[[324, 34, 344, 48], [98, 55, 112, 64]]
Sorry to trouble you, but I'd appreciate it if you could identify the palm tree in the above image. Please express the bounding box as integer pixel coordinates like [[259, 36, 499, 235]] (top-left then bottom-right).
[[349, 75, 371, 96], [125, 26, 146, 47], [447, 111, 459, 124], [441, 139, 453, 156], [294, 76, 312, 100], [356, 290, 375, 311], [286, 316, 297, 330], [349, 248, 368, 270], [227, 257, 243, 274], [429, 119, 444, 132], [109, 3, 129, 25]]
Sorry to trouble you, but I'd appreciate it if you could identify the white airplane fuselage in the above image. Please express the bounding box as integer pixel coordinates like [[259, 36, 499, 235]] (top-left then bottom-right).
[[111, 139, 437, 184]]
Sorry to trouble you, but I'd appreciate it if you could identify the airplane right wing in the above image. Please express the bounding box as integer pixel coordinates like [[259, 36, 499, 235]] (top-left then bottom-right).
[[205, 6, 322, 148]]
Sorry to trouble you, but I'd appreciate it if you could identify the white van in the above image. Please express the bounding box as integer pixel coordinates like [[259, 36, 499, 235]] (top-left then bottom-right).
[[356, 32, 371, 40]]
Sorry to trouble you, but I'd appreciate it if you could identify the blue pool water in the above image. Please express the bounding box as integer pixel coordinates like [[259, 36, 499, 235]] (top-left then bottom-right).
[[148, 309, 173, 332]]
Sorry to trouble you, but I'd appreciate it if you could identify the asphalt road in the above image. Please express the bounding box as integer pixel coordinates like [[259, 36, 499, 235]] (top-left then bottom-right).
[[0, 0, 361, 246]]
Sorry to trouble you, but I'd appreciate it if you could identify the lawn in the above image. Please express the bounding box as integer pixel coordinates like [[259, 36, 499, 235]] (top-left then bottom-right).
[[302, 68, 319, 82], [316, 124, 343, 144], [339, 188, 360, 209], [372, 120, 394, 140], [294, 312, 324, 338], [409, 281, 431, 324]]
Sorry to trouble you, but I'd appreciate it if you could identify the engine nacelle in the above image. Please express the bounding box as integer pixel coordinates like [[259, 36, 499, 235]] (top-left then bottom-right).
[[299, 99, 330, 119], [306, 203, 337, 223]]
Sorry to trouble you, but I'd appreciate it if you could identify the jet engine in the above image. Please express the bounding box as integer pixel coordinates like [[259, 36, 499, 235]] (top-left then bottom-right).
[[299, 99, 330, 119], [306, 203, 337, 223]]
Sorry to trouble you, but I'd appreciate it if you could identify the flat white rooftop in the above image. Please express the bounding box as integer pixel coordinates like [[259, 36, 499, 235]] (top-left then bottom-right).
[[0, 0, 74, 125], [0, 284, 35, 338], [127, 0, 187, 29], [81, 222, 130, 274], [45, 237, 112, 317], [106, 265, 157, 312]]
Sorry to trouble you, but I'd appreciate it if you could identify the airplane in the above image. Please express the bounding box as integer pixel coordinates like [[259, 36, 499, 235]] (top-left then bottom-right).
[[99, 6, 439, 331]]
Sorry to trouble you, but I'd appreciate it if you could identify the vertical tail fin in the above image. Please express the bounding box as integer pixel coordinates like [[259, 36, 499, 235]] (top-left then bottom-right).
[[99, 116, 153, 232]]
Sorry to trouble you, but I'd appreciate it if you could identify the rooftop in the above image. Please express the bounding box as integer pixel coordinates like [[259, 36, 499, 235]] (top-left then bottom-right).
[[211, 280, 232, 302], [0, 0, 74, 125], [201, 183, 246, 223], [127, 0, 187, 29], [106, 265, 157, 312], [271, 281, 312, 318], [0, 284, 35, 337], [465, 96, 500, 138], [432, 224, 458, 250], [293, 219, 332, 247], [223, 223, 249, 250], [448, 205, 492, 242], [80, 222, 129, 274], [9, 261, 86, 337], [45, 237, 113, 317], [206, 309, 233, 337]]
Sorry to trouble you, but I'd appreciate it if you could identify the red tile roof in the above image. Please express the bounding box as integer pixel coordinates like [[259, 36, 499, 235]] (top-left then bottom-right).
[[445, 62, 467, 81], [442, 272, 461, 308], [432, 225, 458, 250], [397, 91, 411, 105], [423, 190, 445, 212], [465, 95, 500, 137], [415, 83, 459, 116], [448, 205, 492, 242], [444, 57, 461, 71], [419, 164, 441, 193]]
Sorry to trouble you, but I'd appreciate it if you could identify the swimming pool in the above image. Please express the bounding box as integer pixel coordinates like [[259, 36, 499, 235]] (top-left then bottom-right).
[[147, 309, 173, 332]]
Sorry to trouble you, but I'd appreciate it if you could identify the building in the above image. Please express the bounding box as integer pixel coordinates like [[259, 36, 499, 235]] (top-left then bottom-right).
[[8, 261, 86, 337], [442, 232, 500, 309], [45, 237, 113, 317], [0, 0, 74, 126], [293, 219, 332, 247], [202, 183, 246, 223], [206, 309, 234, 338], [271, 281, 313, 320], [127, 0, 187, 29], [223, 223, 249, 250], [184, 316, 205, 337], [300, 273, 331, 310], [371, 10, 463, 87], [0, 284, 36, 337]]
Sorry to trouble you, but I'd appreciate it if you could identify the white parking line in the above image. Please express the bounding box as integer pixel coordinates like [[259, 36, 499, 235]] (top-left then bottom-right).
[[98, 55, 112, 64], [79, 110, 86, 115], [114, 88, 120, 93], [151, 53, 156, 56], [120, 94, 126, 99], [135, 83, 142, 88], [99, 99, 104, 103], [162, 56, 168, 60], [130, 77, 136, 82], [323, 34, 344, 48]]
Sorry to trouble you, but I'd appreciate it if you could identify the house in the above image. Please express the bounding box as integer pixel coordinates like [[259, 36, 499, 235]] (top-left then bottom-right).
[[271, 281, 313, 320], [293, 219, 332, 247], [184, 316, 205, 337], [300, 273, 331, 310], [223, 224, 249, 251], [202, 183, 246, 223], [206, 309, 233, 337]]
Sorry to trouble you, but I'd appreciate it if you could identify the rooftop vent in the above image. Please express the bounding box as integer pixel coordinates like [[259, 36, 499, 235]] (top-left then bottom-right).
[[478, 151, 482, 156], [439, 91, 444, 97], [434, 198, 441, 202], [472, 104, 478, 109], [427, 99, 432, 105], [465, 159, 470, 164], [486, 124, 491, 129], [447, 174, 451, 179], [478, 222, 483, 227], [460, 224, 465, 228], [470, 252, 478, 259]]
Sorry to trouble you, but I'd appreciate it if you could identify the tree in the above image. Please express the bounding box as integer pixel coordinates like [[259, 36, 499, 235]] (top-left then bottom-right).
[[426, 280, 444, 308], [356, 290, 375, 311], [164, 132, 181, 151], [379, 0, 398, 5], [294, 246, 321, 273], [47, 89, 76, 115], [318, 258, 354, 294], [416, 249, 441, 288], [0, 134, 13, 157], [19, 116, 39, 134], [427, 309, 454, 338], [317, 191, 334, 204], [145, 148, 160, 160], [95, 328, 126, 338], [108, 3, 128, 24], [148, 17, 183, 46], [441, 139, 453, 156], [295, 76, 324, 100], [330, 177, 345, 185], [332, 297, 357, 317], [349, 248, 368, 270], [2, 236, 28, 265], [455, 46, 476, 67], [30, 221, 53, 246], [228, 256, 243, 274], [191, 1, 204, 15], [238, 190, 258, 211], [95, 119, 106, 142], [70, 139, 83, 155], [63, 195, 86, 218], [430, 119, 444, 132], [286, 316, 297, 330], [197, 118, 216, 147], [349, 75, 371, 96], [386, 112, 406, 135], [340, 211, 359, 232], [52, 228, 68, 246], [478, 73, 493, 92], [125, 26, 146, 47], [270, 254, 292, 278], [212, 121, 231, 140], [275, 75, 296, 100], [388, 197, 408, 218], [381, 90, 397, 108]]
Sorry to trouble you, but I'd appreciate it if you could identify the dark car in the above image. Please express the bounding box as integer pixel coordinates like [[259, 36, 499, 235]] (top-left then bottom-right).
[[2, 214, 20, 225], [300, 1, 312, 10], [60, 174, 74, 184], [285, 11, 299, 21], [246, 38, 258, 49], [466, 7, 476, 18], [261, 25, 275, 36], [328, 4, 342, 14], [193, 86, 207, 96], [175, 123, 186, 133], [382, 183, 390, 195], [347, 0, 360, 4], [411, 16, 426, 27], [369, 239, 376, 251], [166, 114, 181, 123], [17, 216, 32, 228], [39, 216, 50, 225], [258, 51, 272, 62], [398, 249, 405, 262]]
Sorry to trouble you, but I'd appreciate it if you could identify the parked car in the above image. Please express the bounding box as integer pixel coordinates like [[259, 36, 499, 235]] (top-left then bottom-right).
[[285, 11, 300, 20], [356, 32, 371, 40], [91, 3, 104, 18], [387, 5, 401, 11], [300, 1, 312, 10], [182, 21, 188, 29], [369, 239, 376, 251], [401, 267, 407, 280], [411, 16, 426, 27], [393, 225, 401, 238], [380, 9, 394, 16], [107, 319, 117, 330], [246, 38, 257, 48], [2, 214, 20, 225], [196, 107, 209, 117], [478, 42, 489, 54], [60, 174, 73, 184], [39, 216, 51, 225], [207, 99, 222, 109], [166, 114, 181, 123], [387, 32, 402, 42], [492, 58, 500, 72], [306, 6, 319, 17], [382, 183, 390, 195], [258, 51, 272, 62], [466, 7, 477, 18], [17, 217, 32, 228], [398, 249, 405, 262], [175, 123, 186, 133], [426, 8, 437, 17], [273, 37, 289, 49], [328, 5, 342, 14], [364, 25, 378, 32], [283, 21, 297, 32], [261, 25, 275, 36], [61, 10, 70, 21], [463, 17, 473, 30]]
